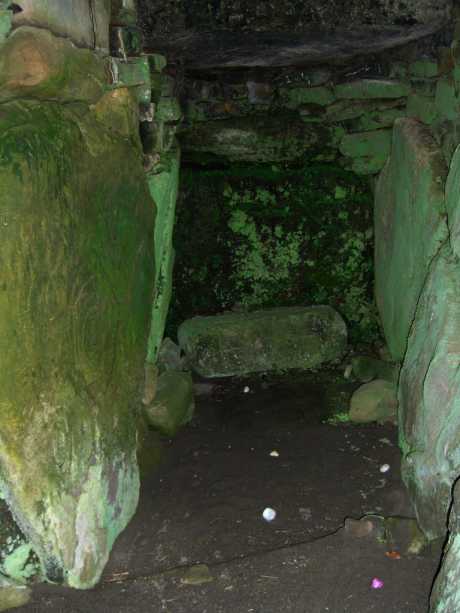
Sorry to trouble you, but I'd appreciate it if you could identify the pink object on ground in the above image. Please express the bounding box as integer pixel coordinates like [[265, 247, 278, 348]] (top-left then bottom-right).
[[371, 578, 384, 589]]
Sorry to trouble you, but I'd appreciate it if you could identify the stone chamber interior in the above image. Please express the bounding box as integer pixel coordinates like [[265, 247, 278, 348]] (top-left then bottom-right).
[[2, 1, 460, 611]]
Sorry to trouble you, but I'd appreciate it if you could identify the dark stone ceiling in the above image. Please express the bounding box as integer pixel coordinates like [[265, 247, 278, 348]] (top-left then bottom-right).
[[138, 0, 453, 72]]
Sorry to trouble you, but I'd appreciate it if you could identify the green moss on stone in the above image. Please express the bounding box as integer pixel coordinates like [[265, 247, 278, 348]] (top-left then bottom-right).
[[409, 60, 439, 78], [170, 159, 379, 344], [334, 79, 410, 100], [0, 99, 155, 588], [281, 86, 335, 108], [435, 76, 460, 121]]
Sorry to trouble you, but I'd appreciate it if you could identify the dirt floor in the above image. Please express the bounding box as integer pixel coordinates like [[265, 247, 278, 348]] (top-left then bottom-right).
[[19, 372, 442, 612]]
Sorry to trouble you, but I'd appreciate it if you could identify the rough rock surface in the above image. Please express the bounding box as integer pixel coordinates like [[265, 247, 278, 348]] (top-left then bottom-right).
[[146, 148, 180, 364], [139, 0, 451, 43], [446, 144, 460, 259], [143, 370, 194, 437], [12, 0, 110, 52], [431, 478, 460, 612], [0, 99, 155, 588], [374, 118, 448, 361], [178, 306, 347, 378], [349, 380, 398, 424], [399, 246, 460, 539], [0, 27, 109, 104]]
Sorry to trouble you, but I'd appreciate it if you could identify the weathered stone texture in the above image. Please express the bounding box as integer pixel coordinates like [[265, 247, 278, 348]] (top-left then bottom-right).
[[431, 478, 460, 612], [374, 118, 448, 361], [399, 247, 460, 538], [446, 144, 460, 258], [139, 0, 451, 39], [178, 306, 347, 378], [0, 27, 109, 104], [0, 100, 155, 588], [146, 148, 181, 364], [143, 370, 194, 437], [12, 0, 111, 52], [349, 380, 397, 424]]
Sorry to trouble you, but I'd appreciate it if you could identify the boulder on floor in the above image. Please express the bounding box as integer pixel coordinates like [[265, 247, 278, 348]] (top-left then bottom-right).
[[0, 99, 155, 588], [374, 118, 448, 361], [431, 477, 460, 612], [399, 245, 460, 539], [143, 370, 195, 437], [178, 306, 347, 378], [349, 380, 398, 423]]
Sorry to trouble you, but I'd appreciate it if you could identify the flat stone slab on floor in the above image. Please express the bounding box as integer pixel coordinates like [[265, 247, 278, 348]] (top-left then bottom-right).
[[178, 306, 347, 377]]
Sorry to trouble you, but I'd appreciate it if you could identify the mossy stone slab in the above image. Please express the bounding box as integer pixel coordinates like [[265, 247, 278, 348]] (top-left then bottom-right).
[[178, 306, 347, 378], [435, 75, 460, 121], [0, 101, 155, 588], [179, 115, 324, 163], [339, 129, 392, 159], [146, 149, 181, 364], [409, 60, 439, 78], [406, 93, 438, 124], [399, 246, 460, 539], [334, 79, 410, 100], [281, 86, 335, 108], [374, 118, 448, 361]]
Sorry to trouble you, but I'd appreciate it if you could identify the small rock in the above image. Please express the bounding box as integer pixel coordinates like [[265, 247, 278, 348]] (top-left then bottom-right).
[[157, 337, 184, 372], [349, 379, 398, 424], [344, 515, 385, 539], [181, 564, 213, 586], [263, 508, 277, 522]]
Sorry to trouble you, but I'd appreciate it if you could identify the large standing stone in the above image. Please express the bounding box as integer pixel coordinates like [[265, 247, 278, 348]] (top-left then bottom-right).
[[178, 306, 347, 378], [399, 246, 460, 539], [446, 144, 460, 258], [431, 478, 460, 612], [374, 118, 448, 361], [0, 100, 155, 588], [146, 148, 180, 364]]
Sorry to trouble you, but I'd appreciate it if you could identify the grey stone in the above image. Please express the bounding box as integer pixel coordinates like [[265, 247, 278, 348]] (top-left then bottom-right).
[[374, 118, 448, 361], [399, 246, 460, 539], [178, 306, 347, 378], [349, 380, 398, 424], [431, 478, 460, 612], [12, 0, 110, 52], [143, 370, 195, 437]]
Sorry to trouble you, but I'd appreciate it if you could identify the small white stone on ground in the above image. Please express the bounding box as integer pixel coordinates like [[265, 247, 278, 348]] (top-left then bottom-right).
[[262, 507, 277, 522], [270, 450, 280, 457], [380, 463, 390, 473]]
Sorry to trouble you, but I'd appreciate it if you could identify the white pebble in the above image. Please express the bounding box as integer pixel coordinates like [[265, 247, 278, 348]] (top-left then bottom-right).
[[243, 386, 250, 393], [270, 450, 280, 458], [262, 508, 277, 522], [380, 463, 390, 473]]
